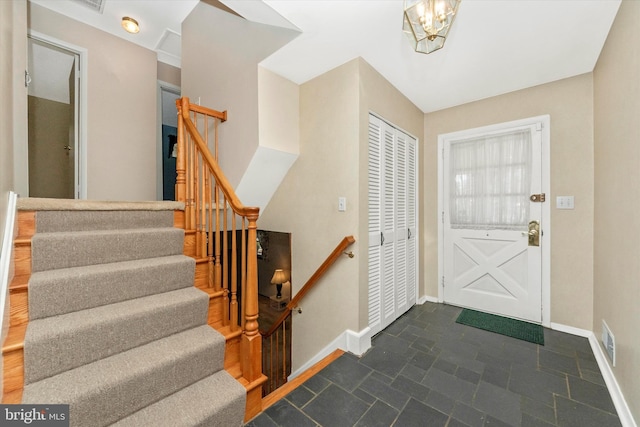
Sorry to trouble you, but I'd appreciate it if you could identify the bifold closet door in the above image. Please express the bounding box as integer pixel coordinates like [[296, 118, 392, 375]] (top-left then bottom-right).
[[368, 114, 417, 336]]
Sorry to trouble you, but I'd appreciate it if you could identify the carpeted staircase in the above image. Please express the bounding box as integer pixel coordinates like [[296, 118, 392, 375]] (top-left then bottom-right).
[[16, 199, 246, 426]]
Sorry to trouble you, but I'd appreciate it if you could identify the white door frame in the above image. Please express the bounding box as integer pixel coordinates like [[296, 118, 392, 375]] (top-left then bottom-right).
[[28, 30, 88, 199], [437, 115, 551, 327]]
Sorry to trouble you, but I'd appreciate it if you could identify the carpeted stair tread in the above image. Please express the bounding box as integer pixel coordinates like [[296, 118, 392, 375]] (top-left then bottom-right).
[[28, 255, 196, 320], [33, 209, 176, 232], [31, 227, 184, 272], [22, 325, 226, 427], [24, 287, 210, 384], [112, 371, 247, 427]]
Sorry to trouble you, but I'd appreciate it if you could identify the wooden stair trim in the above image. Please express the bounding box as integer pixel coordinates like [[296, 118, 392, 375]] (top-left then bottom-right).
[[2, 323, 26, 402], [261, 349, 345, 411]]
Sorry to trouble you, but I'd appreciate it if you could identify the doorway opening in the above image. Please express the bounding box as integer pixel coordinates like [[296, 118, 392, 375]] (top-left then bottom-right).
[[27, 34, 85, 199], [158, 83, 180, 201]]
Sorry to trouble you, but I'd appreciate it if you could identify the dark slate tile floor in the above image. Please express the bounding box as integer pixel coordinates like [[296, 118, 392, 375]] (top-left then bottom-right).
[[246, 302, 622, 427]]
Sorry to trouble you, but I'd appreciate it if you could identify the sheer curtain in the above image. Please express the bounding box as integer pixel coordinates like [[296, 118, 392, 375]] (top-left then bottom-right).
[[449, 129, 532, 230]]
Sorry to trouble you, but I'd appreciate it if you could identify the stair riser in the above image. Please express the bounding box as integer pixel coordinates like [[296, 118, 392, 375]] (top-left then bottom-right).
[[111, 372, 247, 427], [31, 228, 184, 272], [22, 326, 226, 427], [24, 288, 210, 384], [35, 210, 176, 233], [9, 287, 28, 326], [28, 255, 196, 320]]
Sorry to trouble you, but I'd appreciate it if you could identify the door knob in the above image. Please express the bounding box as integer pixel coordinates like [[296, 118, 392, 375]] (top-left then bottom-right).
[[64, 145, 72, 151]]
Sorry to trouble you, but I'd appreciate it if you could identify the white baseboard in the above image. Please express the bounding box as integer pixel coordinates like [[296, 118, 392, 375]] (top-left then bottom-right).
[[417, 295, 439, 304], [551, 322, 637, 427], [289, 327, 372, 380], [587, 332, 637, 427], [549, 322, 592, 338]]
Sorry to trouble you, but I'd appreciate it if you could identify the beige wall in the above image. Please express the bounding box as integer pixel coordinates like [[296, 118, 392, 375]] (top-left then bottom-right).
[[157, 62, 181, 88], [593, 0, 640, 420], [181, 2, 298, 188], [424, 73, 595, 330], [258, 67, 299, 155], [29, 3, 158, 201], [260, 59, 361, 371], [260, 58, 423, 370]]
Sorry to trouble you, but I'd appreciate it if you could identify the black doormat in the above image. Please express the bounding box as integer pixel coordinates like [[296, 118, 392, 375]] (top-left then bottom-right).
[[456, 309, 544, 345]]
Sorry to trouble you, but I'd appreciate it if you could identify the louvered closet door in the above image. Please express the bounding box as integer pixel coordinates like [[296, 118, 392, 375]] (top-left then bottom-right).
[[368, 114, 417, 336], [368, 117, 383, 334]]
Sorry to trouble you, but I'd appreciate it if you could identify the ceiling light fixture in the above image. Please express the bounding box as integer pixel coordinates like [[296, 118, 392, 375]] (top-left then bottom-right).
[[403, 0, 460, 54], [121, 16, 140, 34]]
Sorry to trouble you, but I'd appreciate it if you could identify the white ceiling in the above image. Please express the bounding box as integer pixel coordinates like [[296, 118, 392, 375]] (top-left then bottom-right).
[[30, 0, 621, 113], [30, 0, 199, 67]]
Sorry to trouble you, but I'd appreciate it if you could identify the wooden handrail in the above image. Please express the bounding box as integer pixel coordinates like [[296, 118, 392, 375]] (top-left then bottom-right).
[[262, 235, 356, 337], [176, 97, 265, 414], [178, 97, 258, 218], [187, 103, 227, 122]]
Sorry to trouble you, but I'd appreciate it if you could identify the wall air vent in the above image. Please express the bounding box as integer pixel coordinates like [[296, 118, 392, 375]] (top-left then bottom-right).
[[71, 0, 105, 14], [601, 320, 616, 367]]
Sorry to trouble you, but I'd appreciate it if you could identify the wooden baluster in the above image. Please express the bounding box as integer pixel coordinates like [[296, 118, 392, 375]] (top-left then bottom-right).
[[222, 197, 229, 326], [196, 112, 205, 259], [230, 213, 238, 331], [214, 185, 221, 291], [241, 219, 247, 330], [207, 171, 214, 288], [241, 211, 261, 383], [282, 321, 287, 387], [188, 128, 197, 235]]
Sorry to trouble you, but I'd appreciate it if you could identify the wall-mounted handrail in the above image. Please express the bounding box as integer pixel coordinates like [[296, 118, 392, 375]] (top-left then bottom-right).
[[262, 235, 356, 337], [260, 235, 355, 395]]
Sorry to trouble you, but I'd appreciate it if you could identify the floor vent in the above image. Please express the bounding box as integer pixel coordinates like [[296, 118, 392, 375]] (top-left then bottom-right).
[[71, 0, 105, 14], [601, 320, 616, 367]]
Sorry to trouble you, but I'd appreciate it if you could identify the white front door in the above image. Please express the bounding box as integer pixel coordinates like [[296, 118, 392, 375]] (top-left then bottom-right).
[[439, 117, 549, 323]]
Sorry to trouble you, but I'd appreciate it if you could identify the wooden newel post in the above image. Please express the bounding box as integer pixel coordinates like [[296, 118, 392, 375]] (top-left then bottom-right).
[[241, 209, 262, 382]]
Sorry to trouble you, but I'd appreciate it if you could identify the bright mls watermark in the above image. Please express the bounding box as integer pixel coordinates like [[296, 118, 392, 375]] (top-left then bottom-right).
[[0, 405, 69, 426]]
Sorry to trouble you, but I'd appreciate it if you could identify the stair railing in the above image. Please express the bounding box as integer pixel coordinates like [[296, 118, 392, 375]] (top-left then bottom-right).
[[176, 97, 262, 387], [261, 235, 356, 395]]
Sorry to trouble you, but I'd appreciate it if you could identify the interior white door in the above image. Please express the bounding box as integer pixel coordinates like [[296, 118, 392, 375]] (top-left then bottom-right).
[[368, 114, 418, 335], [442, 123, 543, 323]]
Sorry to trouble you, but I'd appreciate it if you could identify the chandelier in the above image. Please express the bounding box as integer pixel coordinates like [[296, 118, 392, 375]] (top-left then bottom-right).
[[403, 0, 461, 54]]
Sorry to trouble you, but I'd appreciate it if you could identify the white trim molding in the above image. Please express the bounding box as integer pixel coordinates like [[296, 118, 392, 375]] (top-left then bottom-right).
[[418, 295, 439, 304], [551, 323, 637, 427], [289, 327, 373, 381], [0, 192, 18, 343]]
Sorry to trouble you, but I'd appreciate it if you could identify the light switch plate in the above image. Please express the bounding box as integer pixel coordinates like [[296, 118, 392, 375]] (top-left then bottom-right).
[[338, 197, 346, 212], [556, 196, 574, 209]]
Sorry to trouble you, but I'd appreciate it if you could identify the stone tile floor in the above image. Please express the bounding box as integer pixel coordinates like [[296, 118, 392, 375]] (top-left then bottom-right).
[[246, 302, 622, 427]]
